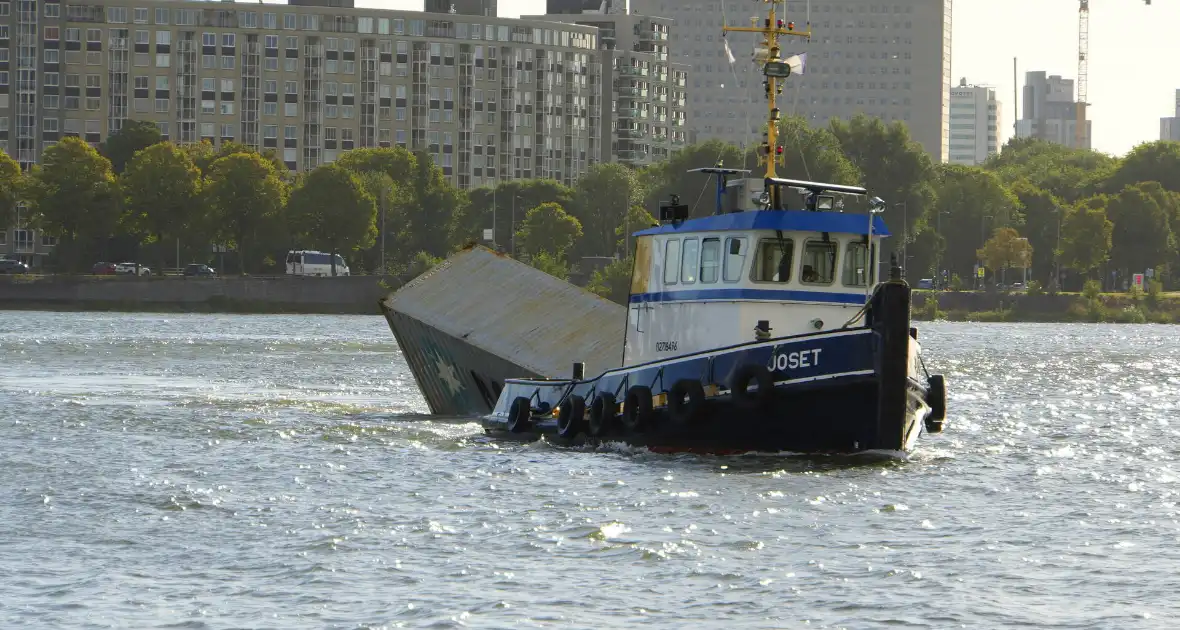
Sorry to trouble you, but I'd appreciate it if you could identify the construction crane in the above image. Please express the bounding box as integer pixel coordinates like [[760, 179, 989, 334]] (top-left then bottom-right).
[[1076, 0, 1151, 149]]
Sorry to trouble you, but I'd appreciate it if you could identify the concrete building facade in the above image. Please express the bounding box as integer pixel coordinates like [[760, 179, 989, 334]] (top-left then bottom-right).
[[1160, 88, 1180, 141], [948, 78, 999, 165], [624, 0, 951, 162], [538, 0, 690, 167], [1015, 71, 1091, 150], [0, 0, 605, 264]]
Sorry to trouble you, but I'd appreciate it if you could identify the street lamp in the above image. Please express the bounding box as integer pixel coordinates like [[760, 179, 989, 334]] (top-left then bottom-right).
[[934, 209, 950, 289], [893, 201, 908, 273], [978, 214, 994, 290]]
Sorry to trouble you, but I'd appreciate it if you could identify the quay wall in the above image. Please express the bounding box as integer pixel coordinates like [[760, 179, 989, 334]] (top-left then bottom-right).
[[0, 275, 405, 315]]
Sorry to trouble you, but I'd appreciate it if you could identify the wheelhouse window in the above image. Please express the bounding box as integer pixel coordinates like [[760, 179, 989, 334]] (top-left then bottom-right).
[[663, 238, 680, 285], [723, 236, 747, 282], [842, 241, 875, 287], [801, 240, 838, 285], [699, 237, 720, 284], [751, 238, 794, 283], [680, 237, 699, 284]]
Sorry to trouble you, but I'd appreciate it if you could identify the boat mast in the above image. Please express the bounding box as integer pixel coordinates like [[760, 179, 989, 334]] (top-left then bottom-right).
[[722, 1, 810, 210]]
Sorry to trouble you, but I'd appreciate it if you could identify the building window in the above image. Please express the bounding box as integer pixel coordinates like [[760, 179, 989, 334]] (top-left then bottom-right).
[[220, 102, 234, 115], [133, 7, 147, 23], [156, 54, 170, 67], [155, 8, 169, 25]]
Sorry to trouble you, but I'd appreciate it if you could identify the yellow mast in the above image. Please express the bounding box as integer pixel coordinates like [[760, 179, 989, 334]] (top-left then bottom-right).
[[723, 1, 811, 209]]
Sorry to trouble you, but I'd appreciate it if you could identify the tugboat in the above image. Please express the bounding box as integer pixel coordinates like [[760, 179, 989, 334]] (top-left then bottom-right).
[[480, 4, 947, 455]]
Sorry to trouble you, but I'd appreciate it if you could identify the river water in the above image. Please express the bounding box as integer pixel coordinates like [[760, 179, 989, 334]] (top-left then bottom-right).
[[1, 312, 1178, 629]]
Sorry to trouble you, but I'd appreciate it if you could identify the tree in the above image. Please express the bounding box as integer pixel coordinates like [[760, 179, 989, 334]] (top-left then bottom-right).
[[121, 142, 203, 271], [1102, 141, 1180, 195], [587, 256, 634, 305], [929, 164, 1021, 281], [204, 152, 288, 274], [514, 202, 582, 259], [1104, 183, 1174, 282], [985, 137, 1117, 203], [288, 163, 377, 276], [829, 114, 937, 253], [525, 250, 571, 281], [976, 227, 1033, 285], [0, 151, 23, 232], [1009, 181, 1064, 286], [570, 163, 645, 259], [454, 179, 574, 250], [100, 120, 162, 174], [615, 204, 660, 255], [354, 171, 404, 274], [336, 146, 417, 184], [406, 150, 465, 258], [1059, 197, 1113, 280], [770, 114, 862, 187], [26, 137, 121, 271]]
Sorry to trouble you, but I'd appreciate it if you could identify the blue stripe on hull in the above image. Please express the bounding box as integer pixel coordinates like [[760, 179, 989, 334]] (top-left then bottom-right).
[[628, 288, 867, 305]]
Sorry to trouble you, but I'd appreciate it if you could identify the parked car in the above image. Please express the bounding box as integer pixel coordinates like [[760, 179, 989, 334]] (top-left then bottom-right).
[[916, 278, 934, 290], [183, 264, 217, 277], [0, 259, 31, 274], [91, 262, 117, 275], [115, 262, 152, 276]]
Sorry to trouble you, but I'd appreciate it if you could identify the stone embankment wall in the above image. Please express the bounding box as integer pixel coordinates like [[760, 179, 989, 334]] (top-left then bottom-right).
[[0, 275, 404, 314]]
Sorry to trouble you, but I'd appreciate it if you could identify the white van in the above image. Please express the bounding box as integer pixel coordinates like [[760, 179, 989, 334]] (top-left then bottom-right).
[[286, 250, 350, 276]]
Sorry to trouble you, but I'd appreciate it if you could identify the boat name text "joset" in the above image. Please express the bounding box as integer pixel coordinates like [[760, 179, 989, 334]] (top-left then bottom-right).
[[769, 348, 822, 372], [656, 341, 678, 352]]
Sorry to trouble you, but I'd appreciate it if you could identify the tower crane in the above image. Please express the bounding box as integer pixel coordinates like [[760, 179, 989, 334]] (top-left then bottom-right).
[[1076, 0, 1152, 150]]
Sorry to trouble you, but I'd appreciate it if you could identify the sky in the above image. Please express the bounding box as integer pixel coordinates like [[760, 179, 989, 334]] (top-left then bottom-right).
[[329, 0, 1178, 157]]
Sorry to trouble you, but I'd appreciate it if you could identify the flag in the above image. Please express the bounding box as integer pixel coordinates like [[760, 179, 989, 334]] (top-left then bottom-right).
[[722, 35, 736, 65], [784, 53, 807, 75]]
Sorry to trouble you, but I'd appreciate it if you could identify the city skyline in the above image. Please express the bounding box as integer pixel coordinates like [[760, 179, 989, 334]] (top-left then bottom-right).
[[359, 0, 1175, 157]]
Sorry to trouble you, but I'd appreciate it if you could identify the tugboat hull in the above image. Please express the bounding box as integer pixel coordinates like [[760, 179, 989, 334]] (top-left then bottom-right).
[[481, 281, 941, 455]]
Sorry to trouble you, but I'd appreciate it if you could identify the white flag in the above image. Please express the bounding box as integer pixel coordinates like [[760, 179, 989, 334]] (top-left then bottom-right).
[[722, 36, 736, 65], [784, 53, 807, 75]]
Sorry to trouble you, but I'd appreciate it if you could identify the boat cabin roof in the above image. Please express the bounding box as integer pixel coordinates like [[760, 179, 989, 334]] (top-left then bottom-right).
[[633, 209, 891, 238]]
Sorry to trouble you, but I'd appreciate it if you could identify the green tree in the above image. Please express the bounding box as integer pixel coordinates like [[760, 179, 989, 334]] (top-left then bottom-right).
[[336, 146, 418, 184], [976, 227, 1033, 285], [204, 152, 288, 274], [454, 179, 575, 250], [1102, 140, 1180, 195], [1104, 183, 1174, 282], [0, 151, 23, 232], [26, 137, 121, 271], [829, 114, 937, 252], [525, 250, 572, 281], [769, 114, 862, 186], [1009, 181, 1064, 286], [587, 256, 635, 305], [406, 150, 465, 258], [1059, 197, 1113, 280], [355, 171, 405, 274], [288, 163, 377, 276], [100, 120, 162, 174], [984, 137, 1117, 203], [615, 204, 660, 255], [929, 164, 1021, 281], [514, 202, 582, 259], [570, 163, 645, 259], [121, 142, 203, 271]]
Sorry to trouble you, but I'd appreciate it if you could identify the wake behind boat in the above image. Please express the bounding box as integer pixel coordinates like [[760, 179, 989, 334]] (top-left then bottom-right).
[[481, 3, 947, 454]]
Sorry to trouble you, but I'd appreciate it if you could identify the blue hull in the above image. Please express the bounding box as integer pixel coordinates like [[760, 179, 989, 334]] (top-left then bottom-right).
[[481, 281, 944, 454]]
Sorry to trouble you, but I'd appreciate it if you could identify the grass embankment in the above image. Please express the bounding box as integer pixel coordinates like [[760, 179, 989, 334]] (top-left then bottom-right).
[[913, 287, 1180, 324]]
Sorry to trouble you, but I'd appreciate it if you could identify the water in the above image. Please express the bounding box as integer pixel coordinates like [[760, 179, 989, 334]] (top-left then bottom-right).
[[2, 313, 1179, 629]]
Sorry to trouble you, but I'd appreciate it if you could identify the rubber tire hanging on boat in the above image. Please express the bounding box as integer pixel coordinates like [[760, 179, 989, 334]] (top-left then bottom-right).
[[925, 374, 947, 433], [729, 364, 775, 410], [557, 394, 586, 439], [622, 386, 655, 433], [667, 379, 706, 425], [507, 396, 533, 433], [588, 392, 617, 437]]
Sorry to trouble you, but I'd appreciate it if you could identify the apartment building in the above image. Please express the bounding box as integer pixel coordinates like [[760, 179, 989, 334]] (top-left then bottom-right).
[[0, 0, 605, 264], [1160, 89, 1180, 141], [537, 0, 690, 167], [948, 78, 1000, 165], [627, 0, 952, 162], [1015, 71, 1090, 150]]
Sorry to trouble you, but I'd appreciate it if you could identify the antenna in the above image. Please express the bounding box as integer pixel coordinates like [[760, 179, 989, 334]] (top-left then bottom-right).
[[722, 1, 810, 210]]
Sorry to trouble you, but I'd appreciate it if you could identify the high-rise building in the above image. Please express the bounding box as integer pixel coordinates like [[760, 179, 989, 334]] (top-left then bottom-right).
[[948, 78, 1000, 165], [0, 0, 605, 264], [534, 0, 690, 167], [1160, 89, 1180, 141], [1015, 71, 1090, 149], [625, 0, 952, 162]]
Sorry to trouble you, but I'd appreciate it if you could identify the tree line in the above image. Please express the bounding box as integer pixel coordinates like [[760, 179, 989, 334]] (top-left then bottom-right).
[[3, 115, 1180, 298]]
